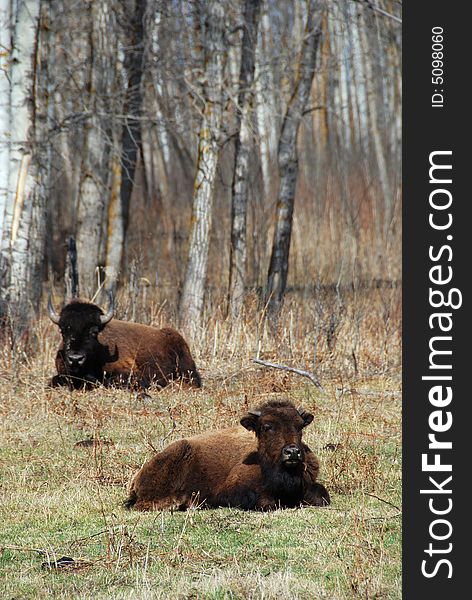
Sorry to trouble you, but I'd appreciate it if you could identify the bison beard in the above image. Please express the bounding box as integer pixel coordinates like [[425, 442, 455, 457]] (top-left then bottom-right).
[[126, 400, 330, 511], [216, 457, 305, 510], [48, 298, 201, 391]]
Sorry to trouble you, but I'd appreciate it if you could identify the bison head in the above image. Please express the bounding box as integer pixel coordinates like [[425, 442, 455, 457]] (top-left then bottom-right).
[[240, 400, 314, 470], [48, 295, 114, 371]]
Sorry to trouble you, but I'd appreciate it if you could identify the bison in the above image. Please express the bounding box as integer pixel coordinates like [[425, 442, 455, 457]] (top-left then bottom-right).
[[126, 399, 329, 511], [48, 295, 201, 391]]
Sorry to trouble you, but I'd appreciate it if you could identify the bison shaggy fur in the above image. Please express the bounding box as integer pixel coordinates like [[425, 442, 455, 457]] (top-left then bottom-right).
[[126, 399, 329, 511], [49, 299, 201, 390]]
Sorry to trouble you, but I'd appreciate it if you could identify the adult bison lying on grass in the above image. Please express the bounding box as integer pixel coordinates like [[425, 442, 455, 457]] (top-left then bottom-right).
[[48, 296, 201, 391], [126, 399, 329, 511]]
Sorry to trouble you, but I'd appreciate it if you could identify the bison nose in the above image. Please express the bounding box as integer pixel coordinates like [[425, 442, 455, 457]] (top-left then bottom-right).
[[282, 445, 302, 460], [66, 353, 86, 367]]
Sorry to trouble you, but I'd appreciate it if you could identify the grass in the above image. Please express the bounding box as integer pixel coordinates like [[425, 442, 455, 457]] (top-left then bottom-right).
[[0, 289, 401, 599]]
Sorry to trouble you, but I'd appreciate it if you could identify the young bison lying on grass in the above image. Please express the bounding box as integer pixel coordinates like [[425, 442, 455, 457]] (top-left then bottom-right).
[[126, 400, 330, 511], [48, 295, 201, 391]]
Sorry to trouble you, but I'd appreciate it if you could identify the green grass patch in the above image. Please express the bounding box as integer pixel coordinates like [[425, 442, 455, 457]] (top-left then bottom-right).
[[1, 370, 401, 599]]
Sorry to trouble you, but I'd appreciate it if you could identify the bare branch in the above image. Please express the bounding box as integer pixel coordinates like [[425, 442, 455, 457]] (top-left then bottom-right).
[[252, 358, 324, 392], [366, 493, 401, 512], [354, 0, 402, 24]]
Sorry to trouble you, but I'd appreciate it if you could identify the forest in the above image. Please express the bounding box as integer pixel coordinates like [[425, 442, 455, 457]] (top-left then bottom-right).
[[0, 1, 402, 598], [1, 0, 400, 333]]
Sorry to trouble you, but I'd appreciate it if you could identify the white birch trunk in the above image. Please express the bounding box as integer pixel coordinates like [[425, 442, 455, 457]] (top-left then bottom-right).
[[76, 0, 112, 297], [153, 7, 171, 171], [0, 0, 12, 245], [179, 0, 226, 331], [0, 0, 44, 328], [254, 0, 277, 199]]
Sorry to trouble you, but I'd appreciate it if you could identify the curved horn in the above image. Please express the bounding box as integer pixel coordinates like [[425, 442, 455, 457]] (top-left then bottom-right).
[[99, 291, 114, 325], [297, 405, 314, 426], [248, 409, 262, 417], [47, 293, 61, 325]]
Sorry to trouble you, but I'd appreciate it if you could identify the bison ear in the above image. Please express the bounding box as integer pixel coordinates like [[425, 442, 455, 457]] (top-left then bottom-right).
[[298, 407, 314, 427], [240, 409, 261, 432]]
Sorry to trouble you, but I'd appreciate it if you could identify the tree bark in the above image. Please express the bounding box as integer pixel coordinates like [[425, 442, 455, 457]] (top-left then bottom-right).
[[0, 0, 12, 247], [227, 0, 261, 319], [105, 0, 146, 288], [358, 7, 393, 236], [254, 0, 277, 199], [265, 0, 324, 320], [104, 150, 123, 289], [76, 0, 115, 297], [179, 0, 226, 332], [0, 0, 45, 332]]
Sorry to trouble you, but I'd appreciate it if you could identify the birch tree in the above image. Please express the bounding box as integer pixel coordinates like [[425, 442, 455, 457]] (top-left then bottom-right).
[[0, 0, 11, 247], [179, 0, 226, 331], [254, 0, 278, 199], [227, 0, 261, 318], [265, 0, 324, 319], [76, 0, 116, 297], [0, 0, 401, 330], [0, 0, 46, 330]]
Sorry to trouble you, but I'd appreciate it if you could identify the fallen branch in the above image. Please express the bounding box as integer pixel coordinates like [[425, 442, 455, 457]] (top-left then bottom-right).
[[1, 545, 47, 555], [366, 493, 401, 512], [252, 359, 324, 392]]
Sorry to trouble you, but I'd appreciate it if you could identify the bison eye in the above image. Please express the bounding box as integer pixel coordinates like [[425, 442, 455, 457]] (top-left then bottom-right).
[[262, 423, 273, 432], [90, 327, 99, 336]]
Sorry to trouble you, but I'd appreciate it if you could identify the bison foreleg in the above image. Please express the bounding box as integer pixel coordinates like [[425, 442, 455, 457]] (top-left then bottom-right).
[[216, 486, 258, 510], [49, 373, 101, 390], [216, 464, 261, 510], [50, 374, 72, 388]]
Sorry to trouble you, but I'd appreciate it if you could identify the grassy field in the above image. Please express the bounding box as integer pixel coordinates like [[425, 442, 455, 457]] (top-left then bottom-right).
[[0, 290, 401, 599]]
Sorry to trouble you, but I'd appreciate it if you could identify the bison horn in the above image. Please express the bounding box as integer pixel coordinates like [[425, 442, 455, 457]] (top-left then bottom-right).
[[297, 406, 307, 417], [47, 293, 61, 324], [99, 291, 114, 325], [248, 409, 262, 417]]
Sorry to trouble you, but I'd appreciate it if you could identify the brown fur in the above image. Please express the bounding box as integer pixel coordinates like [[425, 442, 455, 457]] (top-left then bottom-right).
[[126, 400, 329, 511], [51, 300, 201, 390]]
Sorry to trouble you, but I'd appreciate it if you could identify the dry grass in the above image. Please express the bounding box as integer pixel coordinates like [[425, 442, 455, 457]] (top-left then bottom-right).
[[0, 288, 401, 599]]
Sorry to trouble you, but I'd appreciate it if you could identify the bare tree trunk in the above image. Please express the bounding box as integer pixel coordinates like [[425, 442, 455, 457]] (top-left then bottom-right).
[[0, 0, 11, 247], [64, 236, 79, 300], [358, 8, 393, 235], [254, 0, 276, 199], [179, 0, 226, 332], [76, 165, 107, 297], [104, 150, 123, 289], [76, 0, 115, 297], [0, 0, 45, 332], [105, 0, 146, 288], [227, 0, 261, 319], [265, 0, 324, 320]]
